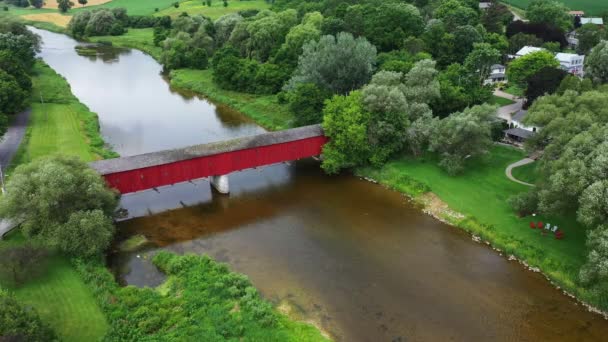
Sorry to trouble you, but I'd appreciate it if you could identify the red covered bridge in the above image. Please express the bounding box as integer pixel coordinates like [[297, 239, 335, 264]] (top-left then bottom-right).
[[89, 124, 327, 194]]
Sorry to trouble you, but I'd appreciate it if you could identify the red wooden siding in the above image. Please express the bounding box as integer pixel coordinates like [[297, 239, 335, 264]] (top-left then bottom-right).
[[103, 136, 328, 194]]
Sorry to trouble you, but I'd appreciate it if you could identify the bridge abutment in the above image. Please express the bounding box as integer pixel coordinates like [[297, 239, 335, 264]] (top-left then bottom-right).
[[210, 174, 230, 194]]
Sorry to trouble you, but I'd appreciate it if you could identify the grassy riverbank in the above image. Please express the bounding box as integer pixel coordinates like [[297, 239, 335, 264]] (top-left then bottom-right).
[[170, 68, 294, 130], [89, 28, 162, 60], [356, 145, 605, 311], [9, 61, 116, 171], [0, 232, 109, 341]]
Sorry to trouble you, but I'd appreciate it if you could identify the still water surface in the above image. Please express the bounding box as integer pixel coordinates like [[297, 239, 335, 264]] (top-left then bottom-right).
[[32, 28, 608, 341]]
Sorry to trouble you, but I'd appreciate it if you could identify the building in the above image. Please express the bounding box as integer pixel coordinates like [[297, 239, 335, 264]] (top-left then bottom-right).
[[566, 31, 579, 48], [514, 46, 544, 58], [504, 110, 537, 142], [568, 11, 585, 17], [580, 17, 604, 26], [479, 2, 492, 9], [485, 64, 506, 84], [555, 53, 585, 76]]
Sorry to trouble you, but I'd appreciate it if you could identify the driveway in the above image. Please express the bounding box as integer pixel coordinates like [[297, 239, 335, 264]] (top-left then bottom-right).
[[494, 89, 523, 123], [0, 108, 31, 172]]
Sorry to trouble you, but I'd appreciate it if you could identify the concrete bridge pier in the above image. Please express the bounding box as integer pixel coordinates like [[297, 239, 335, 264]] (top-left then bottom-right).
[[210, 174, 229, 194]]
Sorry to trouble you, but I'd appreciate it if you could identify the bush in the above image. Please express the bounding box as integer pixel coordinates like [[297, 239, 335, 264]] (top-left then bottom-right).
[[287, 82, 330, 126], [508, 191, 539, 217], [0, 243, 49, 286], [0, 289, 57, 341]]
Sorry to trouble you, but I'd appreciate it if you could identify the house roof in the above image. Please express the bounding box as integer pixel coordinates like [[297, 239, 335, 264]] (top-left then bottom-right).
[[581, 18, 604, 25], [555, 52, 584, 62], [479, 2, 491, 9], [489, 73, 505, 79], [505, 127, 535, 139], [569, 11, 585, 15], [512, 109, 527, 123], [515, 46, 544, 56], [491, 64, 505, 69]]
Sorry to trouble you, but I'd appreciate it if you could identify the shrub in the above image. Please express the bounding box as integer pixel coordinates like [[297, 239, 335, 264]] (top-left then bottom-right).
[[0, 289, 57, 341], [508, 191, 539, 217], [0, 243, 49, 286]]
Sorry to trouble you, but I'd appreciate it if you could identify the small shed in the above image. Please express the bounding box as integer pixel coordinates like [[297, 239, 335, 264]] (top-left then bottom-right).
[[504, 127, 535, 142]]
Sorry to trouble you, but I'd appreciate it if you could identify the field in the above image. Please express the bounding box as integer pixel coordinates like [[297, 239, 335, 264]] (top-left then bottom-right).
[[74, 0, 184, 15], [170, 68, 294, 130], [21, 12, 71, 27], [43, 0, 111, 9], [0, 232, 109, 341], [502, 0, 608, 15], [357, 145, 601, 309], [157, 0, 271, 19]]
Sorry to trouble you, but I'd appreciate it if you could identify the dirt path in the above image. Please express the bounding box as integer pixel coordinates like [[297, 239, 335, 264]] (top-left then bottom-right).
[[505, 158, 535, 187]]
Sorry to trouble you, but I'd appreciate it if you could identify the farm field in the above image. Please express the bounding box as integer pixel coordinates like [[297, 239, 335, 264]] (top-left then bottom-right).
[[156, 0, 271, 19], [502, 0, 608, 15]]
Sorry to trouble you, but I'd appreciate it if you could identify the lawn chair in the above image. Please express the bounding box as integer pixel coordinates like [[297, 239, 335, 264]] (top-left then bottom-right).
[[530, 222, 536, 229], [551, 225, 558, 233], [537, 221, 544, 229], [545, 223, 551, 231], [555, 230, 564, 240]]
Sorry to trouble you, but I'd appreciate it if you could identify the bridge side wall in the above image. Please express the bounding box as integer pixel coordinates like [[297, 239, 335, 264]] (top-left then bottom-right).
[[103, 136, 328, 194]]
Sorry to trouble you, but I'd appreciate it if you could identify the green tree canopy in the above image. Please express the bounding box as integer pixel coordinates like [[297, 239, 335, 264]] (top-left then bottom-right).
[[506, 50, 560, 87], [286, 32, 376, 95], [0, 289, 56, 342], [586, 41, 608, 84], [526, 0, 571, 31], [0, 156, 118, 257], [464, 42, 501, 85]]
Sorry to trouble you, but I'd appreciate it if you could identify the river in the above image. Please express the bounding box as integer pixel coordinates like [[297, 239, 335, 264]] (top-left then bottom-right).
[[32, 27, 608, 341]]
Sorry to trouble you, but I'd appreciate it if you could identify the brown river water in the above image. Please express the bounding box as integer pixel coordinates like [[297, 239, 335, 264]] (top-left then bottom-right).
[[31, 27, 608, 341]]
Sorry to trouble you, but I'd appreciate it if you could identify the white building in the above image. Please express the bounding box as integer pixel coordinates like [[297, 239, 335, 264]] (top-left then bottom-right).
[[555, 53, 585, 76], [485, 64, 506, 84], [504, 110, 538, 142], [479, 2, 492, 9], [514, 46, 545, 58], [511, 110, 538, 132], [580, 17, 604, 25]]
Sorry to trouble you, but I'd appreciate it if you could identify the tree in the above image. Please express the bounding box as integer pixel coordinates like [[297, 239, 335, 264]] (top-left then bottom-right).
[[0, 70, 28, 115], [78, 0, 87, 6], [506, 50, 560, 87], [508, 32, 543, 54], [0, 243, 48, 285], [430, 104, 497, 174], [524, 66, 568, 105], [579, 225, 608, 289], [506, 20, 567, 49], [0, 32, 40, 68], [585, 41, 608, 84], [29, 0, 44, 8], [286, 32, 376, 95], [576, 24, 604, 55], [481, 1, 513, 33], [321, 91, 371, 174], [213, 13, 243, 48], [57, 0, 73, 13], [287, 82, 330, 126], [274, 11, 322, 67], [0, 290, 57, 342], [55, 210, 115, 257], [361, 2, 424, 52], [464, 42, 501, 85], [434, 0, 479, 30], [525, 0, 571, 31], [0, 156, 118, 257], [0, 50, 31, 91], [556, 74, 593, 94]]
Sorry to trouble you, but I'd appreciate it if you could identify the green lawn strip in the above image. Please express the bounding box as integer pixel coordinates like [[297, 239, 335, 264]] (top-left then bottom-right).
[[490, 95, 516, 106], [73, 0, 182, 15], [503, 84, 524, 97], [356, 145, 601, 309], [156, 0, 271, 19], [510, 160, 539, 184], [0, 232, 109, 341], [170, 68, 294, 130], [9, 61, 116, 172], [501, 0, 605, 15], [89, 28, 162, 60]]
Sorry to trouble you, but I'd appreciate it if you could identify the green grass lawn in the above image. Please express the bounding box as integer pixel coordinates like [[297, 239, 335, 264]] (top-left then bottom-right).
[[490, 95, 516, 106], [170, 68, 294, 130], [156, 0, 270, 19], [0, 232, 109, 342], [511, 160, 539, 184], [357, 145, 598, 308], [9, 62, 114, 170], [73, 0, 179, 15], [502, 0, 607, 15], [89, 28, 162, 59], [503, 84, 524, 97]]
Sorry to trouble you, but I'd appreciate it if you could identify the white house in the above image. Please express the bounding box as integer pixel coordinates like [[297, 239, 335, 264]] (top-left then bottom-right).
[[511, 110, 538, 132], [555, 53, 585, 76], [485, 64, 506, 84], [479, 2, 492, 9], [514, 46, 544, 58], [580, 17, 604, 25]]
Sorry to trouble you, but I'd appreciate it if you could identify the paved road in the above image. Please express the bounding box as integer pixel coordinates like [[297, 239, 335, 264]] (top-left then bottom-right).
[[0, 108, 31, 172], [505, 158, 535, 187], [494, 89, 523, 123]]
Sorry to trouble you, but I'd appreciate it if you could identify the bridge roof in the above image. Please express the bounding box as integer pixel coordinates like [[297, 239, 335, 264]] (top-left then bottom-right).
[[90, 124, 324, 175]]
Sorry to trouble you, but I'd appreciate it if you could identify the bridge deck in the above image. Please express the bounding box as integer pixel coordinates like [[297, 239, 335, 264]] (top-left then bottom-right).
[[90, 124, 327, 194]]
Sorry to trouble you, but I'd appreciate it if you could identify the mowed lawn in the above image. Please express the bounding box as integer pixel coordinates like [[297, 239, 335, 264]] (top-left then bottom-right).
[[2, 63, 109, 340], [72, 0, 179, 15], [502, 0, 608, 15], [157, 0, 271, 19], [358, 145, 588, 293], [10, 62, 97, 168], [0, 233, 109, 342]]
